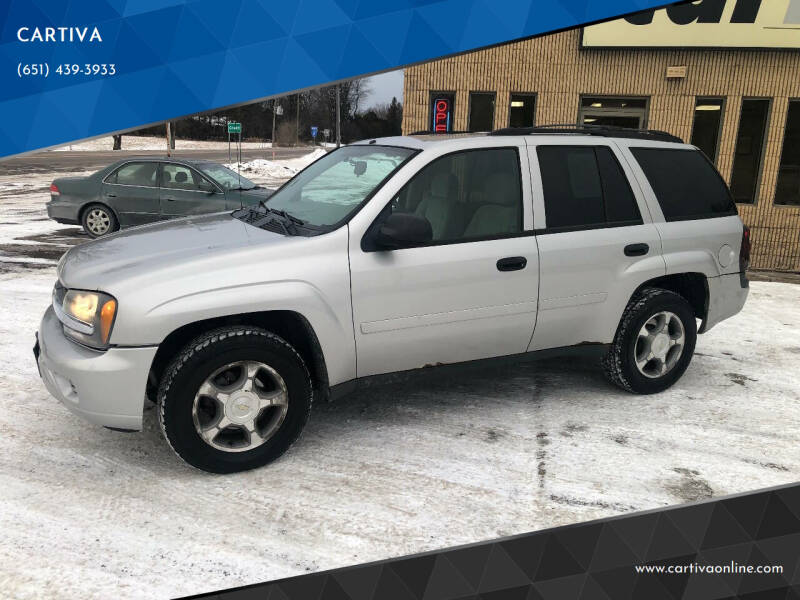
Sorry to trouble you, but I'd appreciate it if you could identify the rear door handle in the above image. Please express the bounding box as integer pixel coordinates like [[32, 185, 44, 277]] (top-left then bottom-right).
[[105, 193, 116, 198], [163, 197, 175, 201], [496, 256, 527, 272], [624, 243, 649, 257]]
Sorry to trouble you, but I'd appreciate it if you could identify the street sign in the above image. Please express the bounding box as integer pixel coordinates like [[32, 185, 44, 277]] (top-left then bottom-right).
[[275, 105, 284, 116], [323, 128, 330, 139], [228, 122, 242, 133], [310, 126, 318, 138]]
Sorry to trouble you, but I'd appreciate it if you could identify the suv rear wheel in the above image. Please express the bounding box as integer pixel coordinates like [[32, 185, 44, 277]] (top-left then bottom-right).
[[603, 288, 697, 394], [157, 326, 312, 473]]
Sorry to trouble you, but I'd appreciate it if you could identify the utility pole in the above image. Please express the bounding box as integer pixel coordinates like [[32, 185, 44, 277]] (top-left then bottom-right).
[[165, 122, 172, 157], [336, 84, 341, 148], [271, 100, 277, 147], [295, 94, 300, 147]]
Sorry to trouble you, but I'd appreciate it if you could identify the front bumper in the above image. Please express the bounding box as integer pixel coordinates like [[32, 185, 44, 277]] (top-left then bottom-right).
[[35, 306, 157, 430], [702, 271, 749, 333]]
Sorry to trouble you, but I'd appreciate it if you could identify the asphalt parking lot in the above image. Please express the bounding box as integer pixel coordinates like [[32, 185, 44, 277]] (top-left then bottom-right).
[[1, 149, 799, 599]]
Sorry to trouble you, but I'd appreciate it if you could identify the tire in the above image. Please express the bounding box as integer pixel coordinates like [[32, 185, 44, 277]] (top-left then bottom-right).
[[602, 287, 697, 394], [158, 326, 312, 473], [81, 203, 119, 238]]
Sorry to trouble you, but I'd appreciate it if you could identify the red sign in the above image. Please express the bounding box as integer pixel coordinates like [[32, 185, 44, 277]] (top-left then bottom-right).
[[432, 98, 451, 132]]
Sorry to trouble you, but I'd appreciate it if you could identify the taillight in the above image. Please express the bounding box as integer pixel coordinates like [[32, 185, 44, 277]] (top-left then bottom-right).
[[50, 183, 60, 196], [740, 225, 751, 272]]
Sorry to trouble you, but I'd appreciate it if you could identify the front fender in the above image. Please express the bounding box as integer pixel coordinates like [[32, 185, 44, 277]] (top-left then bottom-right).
[[128, 280, 355, 386]]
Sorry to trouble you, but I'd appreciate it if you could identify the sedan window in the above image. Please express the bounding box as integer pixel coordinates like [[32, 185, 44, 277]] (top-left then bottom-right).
[[108, 162, 158, 187], [162, 164, 205, 191]]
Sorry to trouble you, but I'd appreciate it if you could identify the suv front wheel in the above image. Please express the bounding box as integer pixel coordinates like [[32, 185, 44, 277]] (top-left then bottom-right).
[[157, 326, 312, 473], [603, 288, 697, 394]]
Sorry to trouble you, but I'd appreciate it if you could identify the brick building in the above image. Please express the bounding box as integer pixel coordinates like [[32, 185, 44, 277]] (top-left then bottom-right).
[[402, 1, 800, 271]]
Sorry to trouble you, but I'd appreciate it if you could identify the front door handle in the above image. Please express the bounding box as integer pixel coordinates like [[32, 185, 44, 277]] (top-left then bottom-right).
[[496, 256, 527, 272], [163, 197, 175, 201], [105, 193, 116, 198], [624, 243, 649, 257]]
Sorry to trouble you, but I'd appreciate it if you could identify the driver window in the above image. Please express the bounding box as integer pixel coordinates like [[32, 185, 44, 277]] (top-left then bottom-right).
[[390, 148, 522, 242], [161, 164, 203, 191]]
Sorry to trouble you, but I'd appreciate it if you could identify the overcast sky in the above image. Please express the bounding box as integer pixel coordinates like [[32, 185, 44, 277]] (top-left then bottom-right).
[[363, 69, 404, 108]]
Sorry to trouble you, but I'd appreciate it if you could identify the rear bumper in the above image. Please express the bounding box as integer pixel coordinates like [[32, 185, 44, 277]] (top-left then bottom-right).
[[46, 201, 80, 224], [702, 272, 749, 333], [36, 306, 156, 430]]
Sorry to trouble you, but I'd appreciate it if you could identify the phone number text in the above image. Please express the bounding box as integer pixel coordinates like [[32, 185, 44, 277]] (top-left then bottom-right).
[[17, 63, 117, 78]]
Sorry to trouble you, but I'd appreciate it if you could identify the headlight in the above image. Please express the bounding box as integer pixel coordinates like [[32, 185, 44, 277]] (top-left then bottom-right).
[[53, 285, 117, 349]]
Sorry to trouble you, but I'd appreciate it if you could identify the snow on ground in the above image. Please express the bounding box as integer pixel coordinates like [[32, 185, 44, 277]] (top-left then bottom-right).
[[0, 270, 799, 599], [1, 150, 799, 599], [226, 148, 327, 188], [51, 135, 271, 152]]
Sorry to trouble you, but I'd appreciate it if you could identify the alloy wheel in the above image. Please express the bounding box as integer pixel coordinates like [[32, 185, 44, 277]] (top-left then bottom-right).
[[634, 310, 686, 379], [192, 361, 289, 452], [85, 208, 111, 235]]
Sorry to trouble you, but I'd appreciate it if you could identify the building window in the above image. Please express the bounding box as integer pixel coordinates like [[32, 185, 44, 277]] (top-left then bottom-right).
[[579, 96, 648, 129], [430, 92, 455, 133], [690, 98, 724, 162], [468, 92, 496, 132], [775, 100, 800, 206], [730, 98, 770, 204], [509, 94, 536, 128]]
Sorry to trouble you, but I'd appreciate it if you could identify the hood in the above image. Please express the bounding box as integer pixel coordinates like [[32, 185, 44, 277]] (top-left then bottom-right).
[[58, 212, 285, 290]]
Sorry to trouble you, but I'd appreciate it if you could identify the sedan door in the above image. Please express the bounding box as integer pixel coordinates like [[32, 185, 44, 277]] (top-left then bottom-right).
[[348, 145, 539, 377], [159, 163, 228, 218], [101, 161, 160, 226]]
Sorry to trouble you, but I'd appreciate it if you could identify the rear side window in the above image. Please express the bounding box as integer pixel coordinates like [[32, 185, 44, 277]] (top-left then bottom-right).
[[631, 148, 737, 221], [537, 146, 641, 230], [108, 162, 158, 187]]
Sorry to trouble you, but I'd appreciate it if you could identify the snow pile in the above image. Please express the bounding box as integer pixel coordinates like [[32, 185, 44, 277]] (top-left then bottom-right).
[[52, 135, 272, 152], [225, 148, 328, 187]]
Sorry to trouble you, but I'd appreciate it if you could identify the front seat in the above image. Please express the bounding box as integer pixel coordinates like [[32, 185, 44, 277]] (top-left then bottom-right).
[[414, 173, 458, 240], [462, 173, 521, 238]]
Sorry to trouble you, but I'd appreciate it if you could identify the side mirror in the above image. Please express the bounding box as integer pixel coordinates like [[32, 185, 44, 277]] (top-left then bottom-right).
[[373, 213, 433, 249]]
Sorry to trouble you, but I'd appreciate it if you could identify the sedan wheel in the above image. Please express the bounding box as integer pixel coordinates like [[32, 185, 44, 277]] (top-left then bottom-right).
[[81, 204, 118, 238]]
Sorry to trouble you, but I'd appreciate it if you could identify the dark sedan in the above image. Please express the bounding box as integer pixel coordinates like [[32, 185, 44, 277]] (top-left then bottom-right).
[[47, 157, 273, 237]]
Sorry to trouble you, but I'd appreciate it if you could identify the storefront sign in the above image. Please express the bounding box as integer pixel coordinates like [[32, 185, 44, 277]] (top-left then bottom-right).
[[432, 97, 452, 132], [582, 0, 800, 49]]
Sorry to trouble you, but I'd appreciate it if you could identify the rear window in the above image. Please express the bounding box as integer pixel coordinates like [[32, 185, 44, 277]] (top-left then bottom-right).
[[630, 148, 737, 221], [537, 145, 641, 230]]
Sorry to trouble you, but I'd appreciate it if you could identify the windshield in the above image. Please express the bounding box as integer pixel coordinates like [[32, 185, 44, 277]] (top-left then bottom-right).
[[198, 163, 257, 190], [265, 145, 416, 226]]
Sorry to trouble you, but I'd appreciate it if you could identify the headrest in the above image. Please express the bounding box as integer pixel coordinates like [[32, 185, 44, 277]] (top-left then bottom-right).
[[485, 173, 518, 206], [175, 171, 188, 183], [430, 172, 458, 197]]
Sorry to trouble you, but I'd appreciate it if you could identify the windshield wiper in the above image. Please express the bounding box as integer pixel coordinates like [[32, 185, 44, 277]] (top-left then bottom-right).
[[258, 202, 304, 226], [237, 205, 305, 235]]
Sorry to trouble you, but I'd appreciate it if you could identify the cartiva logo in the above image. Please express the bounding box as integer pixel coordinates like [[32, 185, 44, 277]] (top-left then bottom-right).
[[626, 0, 799, 25], [583, 0, 800, 48]]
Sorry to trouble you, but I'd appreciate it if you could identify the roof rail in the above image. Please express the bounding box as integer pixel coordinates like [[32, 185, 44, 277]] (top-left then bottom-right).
[[488, 124, 683, 143]]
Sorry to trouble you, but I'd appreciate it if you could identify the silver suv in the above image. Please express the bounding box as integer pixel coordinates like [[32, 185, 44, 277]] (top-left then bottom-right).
[[35, 127, 750, 473]]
